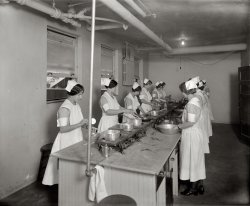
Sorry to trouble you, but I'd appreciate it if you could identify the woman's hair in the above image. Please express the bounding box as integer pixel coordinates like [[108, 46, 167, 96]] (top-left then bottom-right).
[[198, 85, 205, 90], [156, 84, 161, 89], [179, 82, 196, 95], [144, 80, 152, 86], [161, 82, 166, 87], [67, 84, 84, 96], [132, 86, 142, 92], [105, 79, 118, 89]]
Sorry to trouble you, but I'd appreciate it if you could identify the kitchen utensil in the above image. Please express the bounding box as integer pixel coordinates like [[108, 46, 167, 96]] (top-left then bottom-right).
[[151, 110, 159, 116], [133, 118, 142, 127], [155, 123, 179, 135], [121, 123, 134, 131], [100, 130, 121, 141]]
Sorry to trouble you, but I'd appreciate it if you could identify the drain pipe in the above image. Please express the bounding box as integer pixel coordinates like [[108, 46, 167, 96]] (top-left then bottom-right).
[[99, 0, 172, 52], [85, 0, 96, 177], [12, 0, 81, 27]]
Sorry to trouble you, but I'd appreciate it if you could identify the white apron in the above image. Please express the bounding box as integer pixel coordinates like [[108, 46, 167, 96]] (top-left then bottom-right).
[[180, 97, 206, 182], [195, 90, 210, 154], [98, 91, 120, 133], [123, 92, 140, 123], [152, 88, 163, 101], [203, 91, 213, 137], [42, 99, 84, 185], [139, 87, 152, 113]]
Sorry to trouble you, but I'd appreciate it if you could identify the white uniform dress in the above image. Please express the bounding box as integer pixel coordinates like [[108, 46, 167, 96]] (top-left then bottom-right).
[[123, 92, 140, 123], [42, 99, 84, 185], [98, 91, 120, 133], [180, 97, 206, 182], [202, 91, 213, 137], [139, 87, 152, 113], [195, 90, 210, 154], [152, 88, 163, 101]]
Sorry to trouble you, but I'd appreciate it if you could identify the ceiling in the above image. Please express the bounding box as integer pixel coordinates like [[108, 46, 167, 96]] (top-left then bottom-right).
[[44, 0, 249, 50]]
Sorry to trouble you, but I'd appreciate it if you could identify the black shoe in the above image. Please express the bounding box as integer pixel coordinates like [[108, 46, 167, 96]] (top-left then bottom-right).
[[181, 188, 198, 196], [198, 185, 205, 195]]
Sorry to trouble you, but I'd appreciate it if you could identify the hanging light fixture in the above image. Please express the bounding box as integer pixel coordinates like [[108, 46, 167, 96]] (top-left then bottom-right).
[[181, 39, 185, 46]]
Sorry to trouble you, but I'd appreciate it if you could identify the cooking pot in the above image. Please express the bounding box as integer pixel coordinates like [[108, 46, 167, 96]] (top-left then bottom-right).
[[121, 123, 134, 131], [155, 123, 179, 135], [100, 130, 120, 141], [151, 110, 159, 116], [133, 118, 142, 127]]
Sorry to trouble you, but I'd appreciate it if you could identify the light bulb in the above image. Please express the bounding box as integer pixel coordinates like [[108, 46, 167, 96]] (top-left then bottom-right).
[[181, 40, 185, 46]]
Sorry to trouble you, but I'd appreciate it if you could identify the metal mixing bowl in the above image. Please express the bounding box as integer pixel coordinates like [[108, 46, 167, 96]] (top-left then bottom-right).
[[156, 123, 179, 135], [101, 130, 120, 141]]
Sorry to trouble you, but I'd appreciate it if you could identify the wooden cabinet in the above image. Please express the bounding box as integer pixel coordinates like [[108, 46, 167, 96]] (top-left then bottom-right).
[[238, 66, 250, 138]]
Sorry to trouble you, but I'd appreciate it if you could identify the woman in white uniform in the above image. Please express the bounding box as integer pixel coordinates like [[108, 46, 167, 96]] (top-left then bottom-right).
[[139, 78, 154, 113], [160, 81, 167, 99], [152, 81, 166, 104], [203, 80, 214, 121], [198, 80, 213, 137], [123, 82, 146, 123], [43, 80, 87, 185], [191, 76, 210, 154], [98, 79, 133, 133], [177, 80, 206, 196]]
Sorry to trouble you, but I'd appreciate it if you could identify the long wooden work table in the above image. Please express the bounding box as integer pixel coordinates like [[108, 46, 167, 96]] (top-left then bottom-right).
[[53, 110, 181, 206]]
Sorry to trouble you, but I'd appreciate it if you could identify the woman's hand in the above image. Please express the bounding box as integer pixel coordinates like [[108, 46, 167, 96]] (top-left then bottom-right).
[[124, 109, 134, 114], [80, 119, 88, 127]]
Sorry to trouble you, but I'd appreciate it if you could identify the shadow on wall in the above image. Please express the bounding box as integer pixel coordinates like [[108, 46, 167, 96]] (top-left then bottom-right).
[[92, 88, 102, 128], [46, 103, 60, 144], [230, 73, 239, 124]]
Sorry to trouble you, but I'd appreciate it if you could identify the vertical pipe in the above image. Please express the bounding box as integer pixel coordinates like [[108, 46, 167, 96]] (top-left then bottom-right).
[[86, 0, 96, 176]]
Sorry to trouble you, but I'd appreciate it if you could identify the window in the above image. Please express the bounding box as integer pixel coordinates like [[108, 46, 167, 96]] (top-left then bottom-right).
[[101, 45, 114, 90], [46, 29, 78, 102]]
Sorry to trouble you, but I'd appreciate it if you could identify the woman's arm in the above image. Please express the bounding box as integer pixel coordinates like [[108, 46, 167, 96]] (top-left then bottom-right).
[[140, 98, 154, 106], [138, 105, 146, 115], [58, 108, 87, 133], [177, 103, 201, 130]]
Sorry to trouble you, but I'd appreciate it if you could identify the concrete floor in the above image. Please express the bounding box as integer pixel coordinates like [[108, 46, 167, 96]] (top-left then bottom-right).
[[0, 124, 249, 206]]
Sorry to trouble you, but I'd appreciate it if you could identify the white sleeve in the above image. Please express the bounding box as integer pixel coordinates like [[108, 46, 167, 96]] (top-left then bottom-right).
[[187, 113, 196, 122], [103, 103, 109, 112], [57, 117, 68, 127]]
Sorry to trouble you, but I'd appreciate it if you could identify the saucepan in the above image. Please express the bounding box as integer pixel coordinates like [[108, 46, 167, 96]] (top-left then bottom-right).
[[155, 123, 179, 135], [133, 118, 142, 127], [100, 130, 120, 141], [121, 123, 134, 132]]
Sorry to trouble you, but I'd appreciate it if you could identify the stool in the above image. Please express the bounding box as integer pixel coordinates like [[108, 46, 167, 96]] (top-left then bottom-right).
[[97, 195, 136, 206], [37, 143, 53, 181]]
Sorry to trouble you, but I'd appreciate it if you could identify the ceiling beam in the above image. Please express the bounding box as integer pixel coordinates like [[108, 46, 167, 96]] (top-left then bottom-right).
[[98, 0, 172, 52]]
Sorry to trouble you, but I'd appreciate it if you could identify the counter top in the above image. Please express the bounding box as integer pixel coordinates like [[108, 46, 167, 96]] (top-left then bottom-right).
[[53, 126, 180, 175]]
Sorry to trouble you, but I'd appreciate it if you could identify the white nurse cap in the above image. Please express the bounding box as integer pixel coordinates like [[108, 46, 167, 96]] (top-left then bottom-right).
[[185, 80, 197, 90], [143, 78, 149, 84], [132, 82, 140, 90], [191, 76, 200, 84], [155, 81, 160, 87], [103, 78, 111, 87], [65, 80, 78, 92]]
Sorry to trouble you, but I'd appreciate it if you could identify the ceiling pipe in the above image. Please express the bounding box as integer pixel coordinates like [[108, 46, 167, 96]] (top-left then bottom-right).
[[123, 0, 147, 18], [12, 0, 81, 27], [98, 0, 172, 52], [63, 11, 128, 30], [137, 43, 246, 55], [170, 43, 247, 55], [87, 23, 128, 31]]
